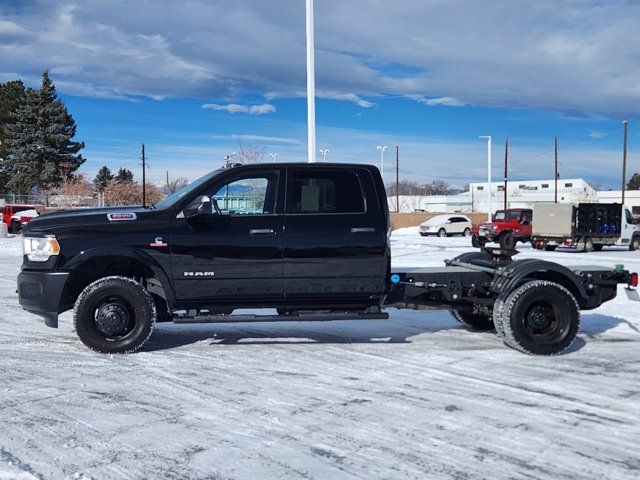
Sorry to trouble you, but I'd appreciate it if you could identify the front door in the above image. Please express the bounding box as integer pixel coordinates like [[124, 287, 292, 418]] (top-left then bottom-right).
[[170, 169, 284, 303], [282, 166, 387, 303]]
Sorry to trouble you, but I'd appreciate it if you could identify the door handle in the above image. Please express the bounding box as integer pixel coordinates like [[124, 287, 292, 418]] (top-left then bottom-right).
[[250, 228, 275, 235], [350, 227, 375, 233]]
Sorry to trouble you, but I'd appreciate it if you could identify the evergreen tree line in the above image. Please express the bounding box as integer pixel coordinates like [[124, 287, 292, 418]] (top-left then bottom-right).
[[0, 72, 145, 204]]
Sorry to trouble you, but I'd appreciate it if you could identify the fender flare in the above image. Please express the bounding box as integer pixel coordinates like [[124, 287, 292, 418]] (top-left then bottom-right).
[[493, 258, 589, 306], [62, 246, 176, 307]]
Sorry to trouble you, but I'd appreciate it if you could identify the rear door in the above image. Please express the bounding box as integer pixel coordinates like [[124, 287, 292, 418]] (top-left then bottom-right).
[[282, 166, 387, 301]]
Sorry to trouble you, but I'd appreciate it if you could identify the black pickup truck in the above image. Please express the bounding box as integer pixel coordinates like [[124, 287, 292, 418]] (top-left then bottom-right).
[[17, 162, 638, 355]]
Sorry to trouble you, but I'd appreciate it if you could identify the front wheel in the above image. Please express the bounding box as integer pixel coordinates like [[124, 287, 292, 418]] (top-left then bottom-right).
[[499, 231, 516, 249], [463, 227, 472, 237], [438, 228, 447, 237], [74, 276, 156, 354], [471, 235, 485, 248], [498, 280, 580, 355], [450, 310, 494, 331]]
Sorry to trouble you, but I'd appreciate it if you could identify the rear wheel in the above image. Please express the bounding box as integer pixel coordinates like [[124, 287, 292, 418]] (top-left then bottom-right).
[[74, 276, 156, 354], [10, 220, 21, 234], [583, 237, 594, 253], [498, 280, 580, 355], [463, 227, 472, 237], [593, 244, 604, 252], [630, 236, 640, 251], [499, 231, 516, 249], [450, 310, 494, 331], [438, 228, 447, 237], [544, 245, 557, 252]]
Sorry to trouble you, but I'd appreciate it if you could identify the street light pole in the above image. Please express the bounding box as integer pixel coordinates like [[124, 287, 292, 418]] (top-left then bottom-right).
[[269, 153, 279, 163], [319, 149, 329, 162], [306, 0, 316, 163], [377, 145, 387, 182], [479, 136, 492, 221]]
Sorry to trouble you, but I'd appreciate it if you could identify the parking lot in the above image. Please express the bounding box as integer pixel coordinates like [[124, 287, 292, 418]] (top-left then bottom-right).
[[1, 229, 639, 479]]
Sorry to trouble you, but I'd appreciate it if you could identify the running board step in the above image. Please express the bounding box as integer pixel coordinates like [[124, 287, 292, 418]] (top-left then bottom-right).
[[173, 312, 389, 324]]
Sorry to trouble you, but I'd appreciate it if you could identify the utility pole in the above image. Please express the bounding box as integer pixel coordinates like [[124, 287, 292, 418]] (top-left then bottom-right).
[[554, 137, 558, 204], [622, 120, 628, 204], [141, 144, 146, 207], [503, 138, 509, 209], [305, 0, 316, 163], [166, 170, 169, 189], [395, 145, 400, 213]]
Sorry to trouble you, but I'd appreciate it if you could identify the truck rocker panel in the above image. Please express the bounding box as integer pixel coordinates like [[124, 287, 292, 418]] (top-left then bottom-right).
[[16, 163, 639, 356]]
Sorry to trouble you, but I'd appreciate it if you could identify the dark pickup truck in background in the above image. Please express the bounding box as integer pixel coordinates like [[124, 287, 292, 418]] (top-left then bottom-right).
[[17, 163, 638, 356]]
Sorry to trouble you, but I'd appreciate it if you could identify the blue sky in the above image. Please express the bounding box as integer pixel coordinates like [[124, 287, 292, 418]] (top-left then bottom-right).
[[2, 0, 640, 187]]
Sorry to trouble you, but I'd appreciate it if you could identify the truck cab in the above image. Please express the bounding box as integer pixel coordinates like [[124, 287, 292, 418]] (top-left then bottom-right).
[[472, 208, 532, 249], [18, 163, 390, 337]]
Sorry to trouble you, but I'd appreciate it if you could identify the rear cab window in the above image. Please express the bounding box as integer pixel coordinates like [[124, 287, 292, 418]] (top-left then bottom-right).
[[286, 168, 366, 214]]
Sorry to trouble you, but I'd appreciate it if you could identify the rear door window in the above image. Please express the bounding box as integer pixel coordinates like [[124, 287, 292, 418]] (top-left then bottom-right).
[[287, 169, 365, 214]]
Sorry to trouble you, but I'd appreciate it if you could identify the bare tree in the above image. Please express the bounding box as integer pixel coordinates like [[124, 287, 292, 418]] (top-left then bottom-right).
[[164, 177, 189, 196], [104, 180, 163, 206], [237, 138, 266, 164], [50, 174, 94, 207]]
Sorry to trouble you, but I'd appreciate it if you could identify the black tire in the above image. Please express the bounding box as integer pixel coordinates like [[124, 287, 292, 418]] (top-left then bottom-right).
[[593, 244, 604, 252], [73, 276, 156, 354], [499, 280, 580, 355], [450, 309, 494, 331], [630, 236, 640, 251], [544, 245, 557, 252], [499, 231, 516, 249], [10, 220, 21, 234], [471, 235, 485, 248], [438, 228, 447, 237], [463, 227, 472, 237]]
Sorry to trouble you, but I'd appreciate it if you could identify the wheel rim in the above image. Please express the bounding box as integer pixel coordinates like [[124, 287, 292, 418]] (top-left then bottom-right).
[[464, 228, 471, 237], [93, 296, 136, 339], [439, 229, 446, 237], [522, 300, 569, 344]]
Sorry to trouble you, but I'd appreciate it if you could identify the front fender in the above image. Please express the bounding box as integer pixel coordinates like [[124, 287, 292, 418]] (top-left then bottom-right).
[[62, 246, 175, 306]]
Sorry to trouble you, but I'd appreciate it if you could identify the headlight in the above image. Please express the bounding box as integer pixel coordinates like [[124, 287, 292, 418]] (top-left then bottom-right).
[[23, 236, 60, 262]]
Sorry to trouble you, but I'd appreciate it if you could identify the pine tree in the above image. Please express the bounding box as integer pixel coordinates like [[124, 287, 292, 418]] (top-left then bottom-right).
[[0, 80, 26, 191], [114, 167, 134, 183], [93, 166, 113, 192], [3, 72, 85, 195], [627, 173, 640, 190]]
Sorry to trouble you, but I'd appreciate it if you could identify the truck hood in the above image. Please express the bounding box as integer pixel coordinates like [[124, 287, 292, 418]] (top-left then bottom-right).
[[23, 206, 153, 234]]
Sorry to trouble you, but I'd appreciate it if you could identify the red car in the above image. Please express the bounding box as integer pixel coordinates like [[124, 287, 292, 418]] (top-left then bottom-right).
[[472, 208, 533, 249], [2, 204, 38, 233]]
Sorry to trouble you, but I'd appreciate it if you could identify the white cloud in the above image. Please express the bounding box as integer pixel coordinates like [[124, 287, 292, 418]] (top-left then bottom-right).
[[589, 131, 608, 139], [212, 134, 301, 144], [201, 103, 276, 115], [1, 1, 639, 115], [416, 97, 466, 107]]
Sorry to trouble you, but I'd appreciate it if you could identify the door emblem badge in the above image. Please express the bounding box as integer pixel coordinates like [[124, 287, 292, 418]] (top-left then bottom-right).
[[150, 236, 168, 247]]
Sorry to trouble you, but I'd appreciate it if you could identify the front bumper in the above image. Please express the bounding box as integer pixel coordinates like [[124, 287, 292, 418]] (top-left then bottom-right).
[[17, 270, 69, 328]]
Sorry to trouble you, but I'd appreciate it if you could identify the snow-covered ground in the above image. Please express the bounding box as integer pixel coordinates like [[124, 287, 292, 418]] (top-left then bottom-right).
[[1, 228, 640, 479]]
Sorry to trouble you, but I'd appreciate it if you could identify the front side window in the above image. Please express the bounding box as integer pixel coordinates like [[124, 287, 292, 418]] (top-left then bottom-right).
[[187, 172, 278, 216], [287, 169, 365, 214]]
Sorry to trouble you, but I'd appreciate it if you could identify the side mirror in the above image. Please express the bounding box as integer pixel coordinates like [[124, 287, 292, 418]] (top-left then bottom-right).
[[197, 196, 213, 216], [184, 196, 213, 218]]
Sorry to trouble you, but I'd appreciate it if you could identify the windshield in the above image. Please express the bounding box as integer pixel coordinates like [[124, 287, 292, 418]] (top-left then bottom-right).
[[154, 169, 223, 209], [493, 210, 520, 221]]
